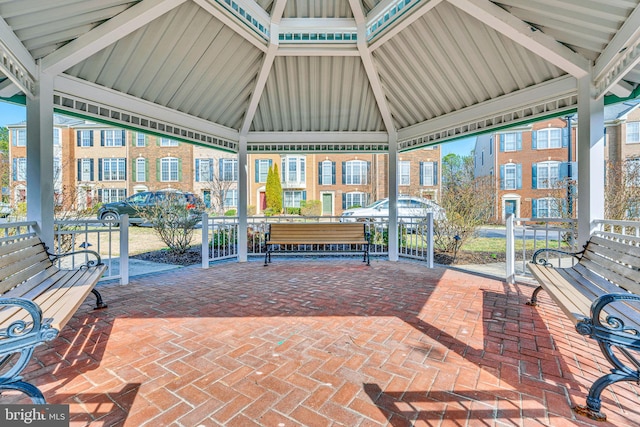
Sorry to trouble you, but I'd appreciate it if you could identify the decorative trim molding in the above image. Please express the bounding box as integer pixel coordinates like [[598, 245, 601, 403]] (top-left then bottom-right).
[[399, 93, 578, 150], [247, 142, 389, 153], [53, 93, 238, 151]]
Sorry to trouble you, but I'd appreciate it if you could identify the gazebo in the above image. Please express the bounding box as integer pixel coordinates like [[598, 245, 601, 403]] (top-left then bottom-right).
[[2, 0, 640, 258]]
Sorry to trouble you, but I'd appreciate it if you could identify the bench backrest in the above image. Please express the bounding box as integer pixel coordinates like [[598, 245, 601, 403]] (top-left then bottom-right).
[[268, 223, 367, 242], [580, 235, 640, 295], [0, 236, 53, 295]]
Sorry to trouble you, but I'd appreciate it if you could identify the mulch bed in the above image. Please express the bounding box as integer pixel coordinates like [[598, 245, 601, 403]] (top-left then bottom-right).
[[132, 246, 506, 267]]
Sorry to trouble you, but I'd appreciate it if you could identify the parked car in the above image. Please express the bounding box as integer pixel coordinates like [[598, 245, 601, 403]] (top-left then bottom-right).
[[97, 190, 204, 225], [0, 202, 12, 218], [340, 196, 446, 226]]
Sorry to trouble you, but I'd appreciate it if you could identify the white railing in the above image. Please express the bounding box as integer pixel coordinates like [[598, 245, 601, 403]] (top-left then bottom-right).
[[594, 219, 640, 240], [0, 221, 39, 244], [505, 214, 579, 283], [0, 218, 128, 284], [53, 215, 129, 285], [201, 214, 435, 266]]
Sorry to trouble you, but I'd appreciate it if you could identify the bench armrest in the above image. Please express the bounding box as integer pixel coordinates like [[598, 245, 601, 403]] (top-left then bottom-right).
[[576, 293, 640, 350], [49, 249, 103, 269], [0, 298, 59, 354], [531, 247, 584, 267]]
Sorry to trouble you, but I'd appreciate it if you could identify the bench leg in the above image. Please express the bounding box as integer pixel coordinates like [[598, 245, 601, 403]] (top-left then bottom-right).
[[0, 381, 46, 404], [92, 288, 108, 309], [574, 369, 636, 422], [526, 286, 543, 306], [264, 249, 269, 266]]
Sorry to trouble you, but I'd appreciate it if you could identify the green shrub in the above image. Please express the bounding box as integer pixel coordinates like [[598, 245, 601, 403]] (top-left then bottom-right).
[[301, 200, 321, 216], [285, 207, 301, 215], [224, 209, 236, 216], [264, 207, 276, 217]]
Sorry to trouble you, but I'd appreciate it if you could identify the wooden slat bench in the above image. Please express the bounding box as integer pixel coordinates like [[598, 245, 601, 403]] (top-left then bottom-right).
[[264, 223, 371, 266], [527, 234, 640, 421], [0, 235, 107, 404]]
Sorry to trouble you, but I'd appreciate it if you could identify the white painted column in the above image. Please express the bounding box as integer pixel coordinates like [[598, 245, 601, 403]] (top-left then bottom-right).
[[238, 136, 248, 262], [26, 69, 55, 248], [576, 74, 605, 245], [388, 132, 399, 261]]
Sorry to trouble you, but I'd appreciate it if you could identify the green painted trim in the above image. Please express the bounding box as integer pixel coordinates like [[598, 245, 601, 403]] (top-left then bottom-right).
[[0, 94, 27, 106], [604, 86, 640, 105], [54, 108, 238, 154]]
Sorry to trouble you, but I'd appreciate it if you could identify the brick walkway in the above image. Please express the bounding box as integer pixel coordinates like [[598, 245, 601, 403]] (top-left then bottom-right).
[[4, 259, 639, 426]]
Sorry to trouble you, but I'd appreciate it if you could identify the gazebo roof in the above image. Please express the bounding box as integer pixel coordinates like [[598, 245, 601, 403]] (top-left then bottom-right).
[[1, 0, 639, 152]]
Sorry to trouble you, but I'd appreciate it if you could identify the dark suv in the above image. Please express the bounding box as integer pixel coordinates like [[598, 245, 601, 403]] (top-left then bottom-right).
[[97, 190, 204, 225]]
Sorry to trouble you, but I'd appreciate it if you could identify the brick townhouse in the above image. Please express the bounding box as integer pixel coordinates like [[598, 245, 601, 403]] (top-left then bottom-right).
[[8, 116, 442, 216], [475, 100, 640, 222]]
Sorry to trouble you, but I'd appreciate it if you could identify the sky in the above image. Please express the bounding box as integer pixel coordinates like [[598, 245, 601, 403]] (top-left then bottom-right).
[[0, 100, 476, 155], [0, 101, 25, 127]]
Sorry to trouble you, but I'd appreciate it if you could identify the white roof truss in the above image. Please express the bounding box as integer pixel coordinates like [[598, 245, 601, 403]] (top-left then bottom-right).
[[54, 74, 239, 148], [399, 75, 578, 149], [593, 2, 640, 99], [0, 15, 36, 97], [349, 0, 395, 134], [448, 0, 590, 79], [41, 0, 188, 76], [193, 0, 268, 52], [369, 0, 444, 51], [240, 0, 286, 136]]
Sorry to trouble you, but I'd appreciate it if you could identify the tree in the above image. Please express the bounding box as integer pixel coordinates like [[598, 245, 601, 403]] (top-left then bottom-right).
[[434, 153, 494, 253], [265, 164, 282, 214], [605, 159, 640, 220], [0, 127, 8, 203]]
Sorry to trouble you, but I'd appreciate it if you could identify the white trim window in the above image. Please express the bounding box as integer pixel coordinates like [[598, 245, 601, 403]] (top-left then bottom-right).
[[136, 158, 146, 182], [54, 158, 62, 185], [15, 158, 27, 181], [103, 130, 124, 147], [345, 192, 367, 209], [160, 157, 179, 182], [101, 188, 126, 203], [321, 160, 333, 185], [160, 137, 179, 147], [78, 130, 92, 147], [504, 163, 517, 190], [284, 190, 304, 208], [421, 161, 435, 186], [536, 161, 560, 189], [536, 128, 562, 149], [345, 160, 368, 185], [80, 159, 92, 181], [224, 189, 238, 208], [503, 132, 518, 151], [12, 129, 26, 146], [220, 158, 238, 182], [257, 159, 270, 183], [102, 158, 126, 181], [627, 122, 640, 144], [197, 158, 212, 182], [53, 128, 61, 146], [136, 132, 146, 147], [399, 161, 410, 186], [283, 156, 305, 184], [536, 198, 561, 218]]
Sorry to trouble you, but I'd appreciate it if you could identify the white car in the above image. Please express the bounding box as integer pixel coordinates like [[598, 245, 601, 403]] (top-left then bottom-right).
[[0, 203, 12, 218], [340, 197, 446, 224]]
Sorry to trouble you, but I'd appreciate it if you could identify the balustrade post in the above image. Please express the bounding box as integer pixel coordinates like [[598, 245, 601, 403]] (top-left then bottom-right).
[[506, 214, 515, 284], [201, 213, 209, 269], [119, 215, 129, 285], [427, 212, 434, 268]]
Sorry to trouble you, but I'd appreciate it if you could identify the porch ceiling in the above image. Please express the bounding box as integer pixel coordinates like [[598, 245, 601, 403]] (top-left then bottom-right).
[[1, 0, 640, 152]]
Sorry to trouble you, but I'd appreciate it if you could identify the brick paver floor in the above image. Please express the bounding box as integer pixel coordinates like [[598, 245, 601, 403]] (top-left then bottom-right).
[[3, 259, 639, 426]]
